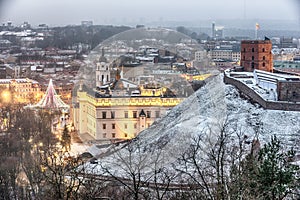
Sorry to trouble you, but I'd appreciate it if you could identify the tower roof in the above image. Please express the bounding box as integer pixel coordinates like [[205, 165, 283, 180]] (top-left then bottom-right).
[[99, 48, 108, 63], [139, 109, 146, 117]]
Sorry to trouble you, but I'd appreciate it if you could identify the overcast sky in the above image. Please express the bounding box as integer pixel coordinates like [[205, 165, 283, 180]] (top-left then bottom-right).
[[0, 0, 299, 26]]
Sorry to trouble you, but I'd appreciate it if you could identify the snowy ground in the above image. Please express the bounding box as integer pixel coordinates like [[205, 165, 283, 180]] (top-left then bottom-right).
[[84, 75, 300, 177]]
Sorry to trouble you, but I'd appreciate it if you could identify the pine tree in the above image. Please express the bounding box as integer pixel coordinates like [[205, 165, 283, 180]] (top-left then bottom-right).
[[256, 135, 299, 200]]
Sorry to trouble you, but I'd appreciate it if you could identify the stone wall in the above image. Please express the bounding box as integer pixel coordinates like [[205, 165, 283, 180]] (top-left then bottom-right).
[[224, 74, 300, 112], [277, 81, 300, 102]]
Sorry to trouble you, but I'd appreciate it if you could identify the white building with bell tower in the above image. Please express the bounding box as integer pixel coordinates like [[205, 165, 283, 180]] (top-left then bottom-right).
[[96, 48, 110, 87]]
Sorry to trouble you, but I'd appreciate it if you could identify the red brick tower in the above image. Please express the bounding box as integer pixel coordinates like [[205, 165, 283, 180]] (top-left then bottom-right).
[[240, 40, 273, 72]]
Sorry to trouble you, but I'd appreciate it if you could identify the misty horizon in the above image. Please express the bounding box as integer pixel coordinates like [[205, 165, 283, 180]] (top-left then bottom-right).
[[0, 0, 299, 28]]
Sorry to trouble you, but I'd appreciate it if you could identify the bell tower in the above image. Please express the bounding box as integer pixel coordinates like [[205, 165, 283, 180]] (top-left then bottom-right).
[[96, 48, 110, 87]]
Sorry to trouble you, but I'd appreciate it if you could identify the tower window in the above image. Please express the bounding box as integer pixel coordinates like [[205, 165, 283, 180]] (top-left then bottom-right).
[[263, 62, 265, 67], [252, 48, 255, 52], [262, 48, 265, 52], [263, 56, 265, 60], [251, 62, 255, 68], [252, 56, 254, 60]]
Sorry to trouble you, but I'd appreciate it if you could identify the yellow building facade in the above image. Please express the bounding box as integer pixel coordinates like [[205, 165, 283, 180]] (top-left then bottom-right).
[[0, 78, 42, 105], [73, 91, 184, 141]]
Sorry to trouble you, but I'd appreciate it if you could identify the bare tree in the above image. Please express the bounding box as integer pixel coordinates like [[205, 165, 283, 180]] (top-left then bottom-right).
[[39, 149, 85, 200], [151, 150, 177, 200], [173, 117, 252, 200], [100, 141, 153, 200]]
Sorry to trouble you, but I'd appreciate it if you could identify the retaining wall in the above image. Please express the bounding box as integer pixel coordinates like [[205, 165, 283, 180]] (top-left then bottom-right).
[[224, 74, 300, 112]]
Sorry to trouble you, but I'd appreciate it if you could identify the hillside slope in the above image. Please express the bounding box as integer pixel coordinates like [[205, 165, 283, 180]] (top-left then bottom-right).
[[87, 75, 300, 175]]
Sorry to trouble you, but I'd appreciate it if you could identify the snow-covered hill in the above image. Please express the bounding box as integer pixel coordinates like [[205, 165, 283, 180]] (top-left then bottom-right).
[[87, 75, 300, 175]]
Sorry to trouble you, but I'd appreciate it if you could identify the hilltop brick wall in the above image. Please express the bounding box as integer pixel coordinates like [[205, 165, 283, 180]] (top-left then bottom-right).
[[224, 74, 300, 111], [277, 81, 300, 102]]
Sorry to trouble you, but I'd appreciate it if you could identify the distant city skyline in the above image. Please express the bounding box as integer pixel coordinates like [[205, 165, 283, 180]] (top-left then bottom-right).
[[0, 0, 299, 27]]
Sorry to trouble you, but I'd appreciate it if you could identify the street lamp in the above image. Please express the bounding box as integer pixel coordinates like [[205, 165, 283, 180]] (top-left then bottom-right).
[[1, 90, 12, 104]]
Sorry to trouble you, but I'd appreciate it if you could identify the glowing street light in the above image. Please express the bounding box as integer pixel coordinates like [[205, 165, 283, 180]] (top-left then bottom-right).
[[1, 90, 12, 104]]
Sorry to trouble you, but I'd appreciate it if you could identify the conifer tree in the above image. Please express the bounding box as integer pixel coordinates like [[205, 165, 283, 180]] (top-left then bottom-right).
[[256, 135, 299, 200]]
